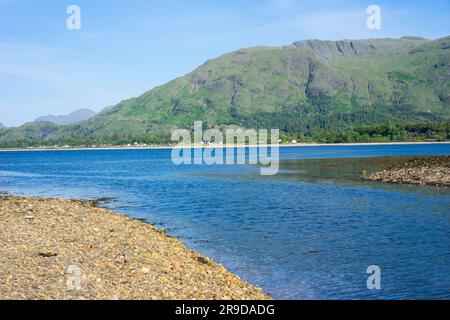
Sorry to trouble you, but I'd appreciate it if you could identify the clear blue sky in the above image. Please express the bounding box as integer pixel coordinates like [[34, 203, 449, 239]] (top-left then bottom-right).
[[1, 0, 449, 126]]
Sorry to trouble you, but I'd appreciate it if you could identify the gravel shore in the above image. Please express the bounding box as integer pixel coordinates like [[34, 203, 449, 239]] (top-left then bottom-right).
[[0, 196, 269, 300], [367, 156, 450, 187]]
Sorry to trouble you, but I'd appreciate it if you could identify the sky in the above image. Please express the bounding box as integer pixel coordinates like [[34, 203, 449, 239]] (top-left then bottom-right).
[[0, 0, 449, 127]]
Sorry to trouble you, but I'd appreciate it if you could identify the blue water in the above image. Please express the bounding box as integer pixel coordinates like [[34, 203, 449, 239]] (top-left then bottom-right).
[[1, 144, 449, 300]]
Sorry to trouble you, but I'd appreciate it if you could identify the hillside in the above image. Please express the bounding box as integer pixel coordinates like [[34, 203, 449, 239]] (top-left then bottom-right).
[[0, 36, 449, 147], [34, 109, 97, 126]]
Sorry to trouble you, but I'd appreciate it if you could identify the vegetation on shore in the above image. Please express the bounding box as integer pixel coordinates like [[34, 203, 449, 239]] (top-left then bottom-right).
[[281, 121, 450, 144], [0, 121, 448, 148]]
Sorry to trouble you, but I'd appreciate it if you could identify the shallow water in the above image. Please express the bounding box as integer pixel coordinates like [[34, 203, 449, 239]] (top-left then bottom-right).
[[0, 144, 449, 299]]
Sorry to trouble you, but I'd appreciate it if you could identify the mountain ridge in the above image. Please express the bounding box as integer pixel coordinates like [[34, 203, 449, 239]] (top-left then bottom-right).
[[1, 36, 449, 146], [34, 108, 97, 126]]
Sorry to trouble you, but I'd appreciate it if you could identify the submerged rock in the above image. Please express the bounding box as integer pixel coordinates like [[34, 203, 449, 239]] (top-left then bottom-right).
[[367, 156, 450, 187]]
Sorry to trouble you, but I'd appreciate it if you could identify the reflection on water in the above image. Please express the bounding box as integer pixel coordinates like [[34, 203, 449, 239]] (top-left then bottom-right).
[[0, 145, 449, 300]]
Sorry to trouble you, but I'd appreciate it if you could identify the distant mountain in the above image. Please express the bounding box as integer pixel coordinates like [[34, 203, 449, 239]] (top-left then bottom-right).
[[0, 36, 449, 147], [0, 122, 5, 129], [34, 109, 97, 125]]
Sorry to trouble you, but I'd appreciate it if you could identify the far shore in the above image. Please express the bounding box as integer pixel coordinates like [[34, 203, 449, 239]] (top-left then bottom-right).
[[0, 141, 449, 152]]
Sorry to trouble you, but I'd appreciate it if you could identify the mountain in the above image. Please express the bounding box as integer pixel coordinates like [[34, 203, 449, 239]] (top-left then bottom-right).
[[34, 109, 97, 125], [0, 122, 5, 129], [0, 36, 449, 146]]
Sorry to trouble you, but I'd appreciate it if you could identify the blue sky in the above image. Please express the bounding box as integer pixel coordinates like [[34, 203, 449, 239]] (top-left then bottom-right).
[[0, 0, 449, 126]]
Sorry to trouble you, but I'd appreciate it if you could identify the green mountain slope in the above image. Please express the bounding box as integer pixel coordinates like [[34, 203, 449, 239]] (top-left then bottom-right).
[[1, 36, 449, 146]]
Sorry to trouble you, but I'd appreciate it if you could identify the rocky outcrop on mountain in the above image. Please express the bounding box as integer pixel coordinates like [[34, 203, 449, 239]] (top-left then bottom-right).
[[287, 37, 428, 61]]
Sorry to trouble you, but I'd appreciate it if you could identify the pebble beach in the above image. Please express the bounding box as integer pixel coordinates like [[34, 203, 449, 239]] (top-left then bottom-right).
[[0, 196, 269, 300]]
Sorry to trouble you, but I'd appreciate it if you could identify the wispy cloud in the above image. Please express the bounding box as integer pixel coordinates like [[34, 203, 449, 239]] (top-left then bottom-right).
[[0, 42, 93, 89], [0, 41, 121, 126], [288, 9, 370, 40], [268, 0, 293, 9]]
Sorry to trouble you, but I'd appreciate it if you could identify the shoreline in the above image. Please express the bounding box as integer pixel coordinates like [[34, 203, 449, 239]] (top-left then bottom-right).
[[0, 195, 269, 300], [0, 141, 449, 152]]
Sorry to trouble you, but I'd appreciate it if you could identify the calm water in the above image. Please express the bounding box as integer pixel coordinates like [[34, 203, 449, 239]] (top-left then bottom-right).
[[1, 144, 449, 300]]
